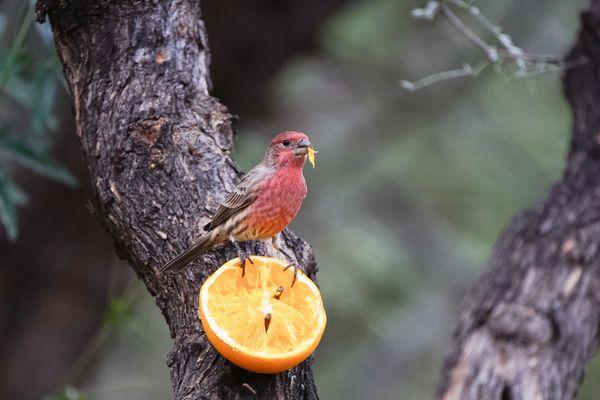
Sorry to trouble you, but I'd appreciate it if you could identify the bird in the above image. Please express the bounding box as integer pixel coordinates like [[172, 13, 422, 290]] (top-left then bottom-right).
[[160, 131, 315, 284]]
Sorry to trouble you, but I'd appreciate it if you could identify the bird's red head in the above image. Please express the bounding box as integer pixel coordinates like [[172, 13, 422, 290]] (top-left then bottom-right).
[[266, 131, 312, 169]]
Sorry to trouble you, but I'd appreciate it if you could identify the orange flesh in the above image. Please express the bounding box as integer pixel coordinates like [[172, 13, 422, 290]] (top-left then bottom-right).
[[307, 147, 316, 168], [199, 256, 326, 373]]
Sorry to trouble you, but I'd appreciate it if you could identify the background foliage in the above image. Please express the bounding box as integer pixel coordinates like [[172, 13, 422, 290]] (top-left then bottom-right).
[[0, 3, 75, 241], [2, 0, 599, 399]]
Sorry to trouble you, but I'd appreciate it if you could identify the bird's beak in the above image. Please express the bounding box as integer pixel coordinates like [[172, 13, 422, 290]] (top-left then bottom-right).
[[293, 139, 312, 155], [293, 139, 316, 167]]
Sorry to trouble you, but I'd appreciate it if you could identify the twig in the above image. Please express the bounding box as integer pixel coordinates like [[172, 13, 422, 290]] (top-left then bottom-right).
[[403, 0, 588, 92], [441, 1, 499, 61], [442, 1, 563, 64], [400, 62, 488, 92]]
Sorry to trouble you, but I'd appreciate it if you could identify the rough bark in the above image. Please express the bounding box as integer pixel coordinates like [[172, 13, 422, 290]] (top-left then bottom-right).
[[437, 2, 600, 399], [36, 1, 319, 399], [2, 1, 350, 398]]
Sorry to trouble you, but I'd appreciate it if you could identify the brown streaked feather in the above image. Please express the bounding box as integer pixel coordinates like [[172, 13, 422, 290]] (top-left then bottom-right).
[[203, 164, 273, 231], [203, 193, 254, 231]]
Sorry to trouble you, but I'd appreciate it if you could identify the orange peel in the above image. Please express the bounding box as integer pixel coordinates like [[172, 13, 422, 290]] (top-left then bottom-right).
[[307, 147, 316, 168], [198, 256, 326, 373]]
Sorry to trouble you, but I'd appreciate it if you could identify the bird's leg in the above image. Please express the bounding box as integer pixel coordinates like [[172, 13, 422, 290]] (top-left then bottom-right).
[[231, 237, 253, 277], [271, 234, 303, 286]]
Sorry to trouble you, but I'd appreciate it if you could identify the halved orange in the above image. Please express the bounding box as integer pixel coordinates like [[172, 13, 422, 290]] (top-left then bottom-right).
[[198, 256, 326, 374]]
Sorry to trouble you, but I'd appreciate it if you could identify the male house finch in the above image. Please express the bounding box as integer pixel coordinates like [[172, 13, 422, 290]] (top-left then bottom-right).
[[160, 131, 314, 283]]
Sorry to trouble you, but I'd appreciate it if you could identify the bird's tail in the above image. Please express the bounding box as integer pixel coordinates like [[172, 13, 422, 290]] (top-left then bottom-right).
[[159, 235, 215, 274]]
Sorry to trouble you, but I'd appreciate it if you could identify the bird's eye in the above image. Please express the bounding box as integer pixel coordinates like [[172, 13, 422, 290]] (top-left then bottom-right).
[[282, 140, 291, 147]]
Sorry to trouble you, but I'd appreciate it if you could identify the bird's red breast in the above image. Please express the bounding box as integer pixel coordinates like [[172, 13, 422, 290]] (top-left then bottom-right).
[[240, 162, 307, 240]]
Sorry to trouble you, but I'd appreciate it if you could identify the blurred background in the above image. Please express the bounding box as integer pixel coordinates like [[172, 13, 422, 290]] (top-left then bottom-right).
[[1, 0, 597, 399]]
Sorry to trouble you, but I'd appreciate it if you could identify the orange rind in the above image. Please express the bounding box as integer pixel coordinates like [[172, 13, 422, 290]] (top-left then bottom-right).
[[198, 256, 326, 373]]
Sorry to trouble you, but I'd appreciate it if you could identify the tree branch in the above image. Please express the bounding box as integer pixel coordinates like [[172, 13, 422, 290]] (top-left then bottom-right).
[[36, 1, 319, 398], [437, 2, 600, 399]]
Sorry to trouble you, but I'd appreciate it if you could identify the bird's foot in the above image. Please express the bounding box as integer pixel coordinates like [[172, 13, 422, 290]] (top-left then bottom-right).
[[275, 244, 304, 286], [232, 241, 254, 277], [238, 252, 254, 277], [282, 262, 305, 287]]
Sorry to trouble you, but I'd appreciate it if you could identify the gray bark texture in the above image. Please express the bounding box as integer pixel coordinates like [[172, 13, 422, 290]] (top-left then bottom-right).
[[3, 1, 349, 399], [437, 2, 600, 399], [36, 1, 319, 399]]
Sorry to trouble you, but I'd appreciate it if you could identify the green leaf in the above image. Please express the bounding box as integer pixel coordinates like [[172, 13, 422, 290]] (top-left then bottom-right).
[[0, 48, 28, 87], [0, 13, 6, 38], [3, 75, 31, 108], [30, 57, 61, 135], [44, 386, 90, 400], [2, 58, 60, 134], [0, 131, 77, 187], [103, 296, 135, 329], [102, 282, 143, 330], [0, 4, 34, 89], [0, 167, 18, 241], [6, 177, 27, 206]]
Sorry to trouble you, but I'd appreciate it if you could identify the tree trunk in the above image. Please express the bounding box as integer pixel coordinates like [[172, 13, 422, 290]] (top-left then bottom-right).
[[2, 1, 348, 398], [437, 2, 600, 399], [36, 1, 319, 399]]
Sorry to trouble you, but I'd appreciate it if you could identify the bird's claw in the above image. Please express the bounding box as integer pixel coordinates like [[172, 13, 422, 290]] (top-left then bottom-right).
[[232, 240, 254, 278], [282, 262, 302, 287], [275, 246, 303, 286], [238, 253, 254, 277]]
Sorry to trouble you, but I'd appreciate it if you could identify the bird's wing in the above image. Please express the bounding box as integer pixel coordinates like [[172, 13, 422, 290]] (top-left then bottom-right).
[[204, 189, 254, 231], [203, 165, 270, 231]]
